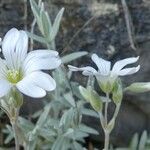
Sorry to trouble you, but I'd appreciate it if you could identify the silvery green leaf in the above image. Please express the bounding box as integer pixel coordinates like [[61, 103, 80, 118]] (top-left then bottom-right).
[[64, 128, 74, 137], [73, 130, 89, 139], [36, 104, 51, 128], [59, 108, 74, 127], [4, 134, 13, 144], [46, 118, 59, 128], [64, 92, 76, 107], [30, 0, 40, 18], [62, 51, 88, 64], [64, 129, 88, 140], [61, 139, 71, 150], [52, 137, 64, 150], [18, 117, 34, 131], [29, 0, 43, 33], [81, 108, 99, 118], [3, 125, 13, 144], [73, 141, 83, 150], [125, 82, 150, 93], [79, 124, 99, 135], [26, 31, 48, 44], [31, 110, 42, 119], [138, 130, 147, 150], [38, 128, 56, 140], [50, 8, 64, 41], [40, 10, 51, 37], [70, 82, 83, 99], [27, 140, 37, 150], [41, 143, 53, 149], [130, 133, 139, 150]]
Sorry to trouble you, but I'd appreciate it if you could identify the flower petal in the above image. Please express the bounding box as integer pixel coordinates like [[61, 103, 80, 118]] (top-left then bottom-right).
[[91, 54, 111, 76], [117, 65, 140, 76], [15, 31, 28, 69], [2, 28, 20, 69], [23, 50, 61, 74], [16, 71, 56, 98], [16, 77, 46, 98], [112, 56, 139, 75], [68, 65, 97, 76], [0, 80, 12, 97], [0, 58, 7, 78], [27, 71, 56, 91]]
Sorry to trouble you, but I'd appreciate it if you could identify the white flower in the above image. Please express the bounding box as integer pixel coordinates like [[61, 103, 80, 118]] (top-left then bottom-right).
[[0, 28, 61, 98], [68, 53, 140, 84]]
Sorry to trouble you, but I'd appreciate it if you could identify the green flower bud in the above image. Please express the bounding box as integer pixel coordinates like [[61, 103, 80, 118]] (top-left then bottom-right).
[[96, 76, 115, 94], [125, 82, 150, 93], [112, 79, 123, 104], [79, 86, 103, 112], [79, 86, 91, 102]]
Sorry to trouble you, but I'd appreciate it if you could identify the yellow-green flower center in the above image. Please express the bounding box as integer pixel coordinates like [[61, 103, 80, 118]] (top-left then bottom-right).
[[7, 69, 22, 84]]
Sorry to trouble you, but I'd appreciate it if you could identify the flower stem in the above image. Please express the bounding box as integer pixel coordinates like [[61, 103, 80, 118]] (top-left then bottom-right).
[[103, 93, 110, 150], [11, 120, 19, 150], [104, 130, 110, 150], [10, 109, 20, 150]]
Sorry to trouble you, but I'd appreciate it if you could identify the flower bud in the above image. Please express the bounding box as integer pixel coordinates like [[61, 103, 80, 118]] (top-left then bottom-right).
[[79, 86, 103, 112], [96, 76, 115, 94], [125, 82, 150, 93], [112, 79, 123, 104]]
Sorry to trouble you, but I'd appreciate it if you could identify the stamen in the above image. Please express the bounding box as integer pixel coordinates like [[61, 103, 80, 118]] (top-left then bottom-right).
[[7, 69, 22, 84]]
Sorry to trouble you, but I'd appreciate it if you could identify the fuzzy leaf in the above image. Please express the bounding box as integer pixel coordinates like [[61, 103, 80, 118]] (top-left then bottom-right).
[[50, 8, 64, 41], [26, 32, 48, 44], [62, 51, 88, 64]]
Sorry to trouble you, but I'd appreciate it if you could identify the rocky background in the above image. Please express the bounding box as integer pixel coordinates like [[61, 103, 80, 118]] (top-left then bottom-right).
[[1, 0, 150, 148]]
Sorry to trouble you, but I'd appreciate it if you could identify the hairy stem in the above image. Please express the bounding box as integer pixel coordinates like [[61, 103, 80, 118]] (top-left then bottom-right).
[[103, 93, 110, 150], [11, 109, 19, 150], [104, 130, 110, 150], [104, 93, 109, 124]]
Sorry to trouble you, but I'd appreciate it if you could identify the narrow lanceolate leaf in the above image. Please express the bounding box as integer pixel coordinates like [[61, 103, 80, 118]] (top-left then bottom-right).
[[73, 141, 83, 150], [64, 92, 76, 107], [52, 137, 64, 150], [130, 133, 139, 150], [81, 108, 99, 118], [29, 0, 40, 18], [26, 31, 48, 44], [79, 124, 99, 135], [40, 10, 51, 37], [125, 82, 150, 93], [50, 8, 65, 41], [36, 104, 51, 128], [61, 51, 88, 64], [138, 130, 147, 150]]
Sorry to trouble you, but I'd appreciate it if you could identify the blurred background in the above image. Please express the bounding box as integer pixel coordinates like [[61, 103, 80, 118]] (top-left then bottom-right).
[[0, 0, 150, 148]]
